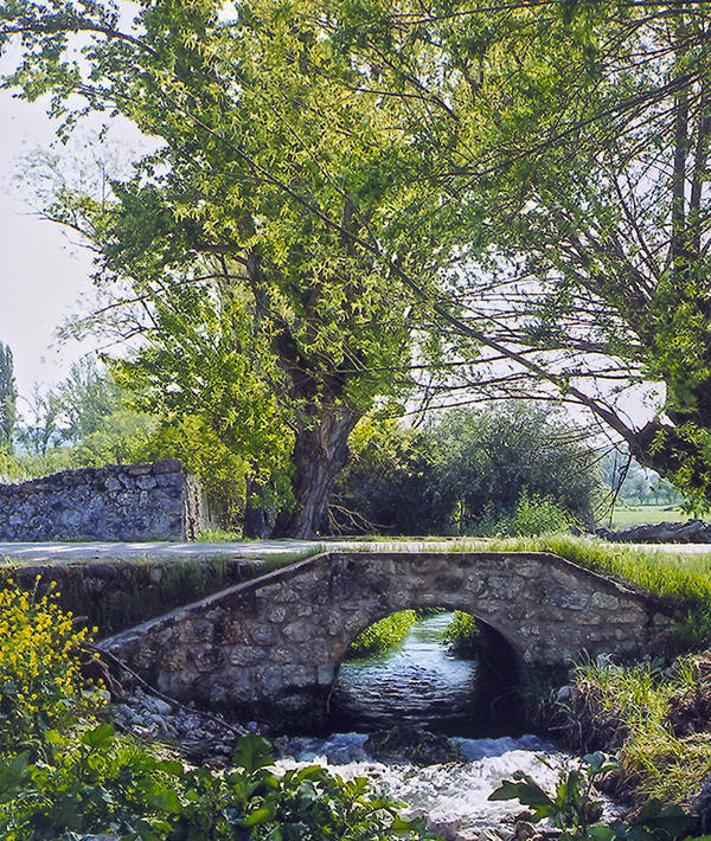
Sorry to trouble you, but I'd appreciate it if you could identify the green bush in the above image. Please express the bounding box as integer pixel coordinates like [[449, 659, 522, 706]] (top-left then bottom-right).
[[0, 728, 435, 840], [333, 404, 601, 535], [442, 611, 480, 658], [346, 610, 419, 658], [482, 491, 572, 537], [0, 579, 104, 754]]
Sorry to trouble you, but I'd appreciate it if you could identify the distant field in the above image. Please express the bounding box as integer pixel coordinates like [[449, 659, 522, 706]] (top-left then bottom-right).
[[611, 505, 688, 528]]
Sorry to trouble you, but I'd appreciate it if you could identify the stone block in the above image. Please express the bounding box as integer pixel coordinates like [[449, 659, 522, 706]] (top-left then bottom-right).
[[591, 592, 620, 610]]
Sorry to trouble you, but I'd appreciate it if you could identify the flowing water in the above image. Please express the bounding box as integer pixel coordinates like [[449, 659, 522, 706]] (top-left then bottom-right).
[[330, 612, 482, 734], [277, 613, 577, 839]]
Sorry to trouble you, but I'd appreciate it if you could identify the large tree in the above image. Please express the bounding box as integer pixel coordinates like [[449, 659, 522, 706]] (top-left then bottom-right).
[[324, 0, 711, 507], [0, 0, 458, 535]]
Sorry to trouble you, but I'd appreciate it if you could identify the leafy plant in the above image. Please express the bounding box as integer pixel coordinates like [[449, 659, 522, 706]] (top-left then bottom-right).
[[0, 578, 104, 753], [442, 611, 480, 658], [0, 728, 437, 840], [489, 752, 693, 840]]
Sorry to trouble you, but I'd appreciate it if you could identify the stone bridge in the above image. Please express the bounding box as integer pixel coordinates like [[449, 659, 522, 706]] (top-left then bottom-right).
[[102, 551, 671, 730]]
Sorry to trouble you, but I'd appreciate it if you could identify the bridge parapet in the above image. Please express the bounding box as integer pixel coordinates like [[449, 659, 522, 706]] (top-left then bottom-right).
[[102, 551, 672, 730]]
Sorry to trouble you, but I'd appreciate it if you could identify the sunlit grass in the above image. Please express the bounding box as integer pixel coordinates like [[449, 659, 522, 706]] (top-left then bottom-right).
[[570, 655, 711, 806]]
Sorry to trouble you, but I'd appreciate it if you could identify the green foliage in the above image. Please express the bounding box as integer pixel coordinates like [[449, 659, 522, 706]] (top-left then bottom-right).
[[0, 725, 436, 840], [0, 343, 16, 451], [442, 611, 480, 658], [489, 752, 693, 840], [346, 610, 419, 659], [56, 358, 124, 444], [0, 579, 104, 755], [334, 418, 455, 535], [480, 490, 572, 538], [335, 405, 600, 535], [551, 655, 711, 809], [130, 415, 252, 528], [0, 0, 464, 533]]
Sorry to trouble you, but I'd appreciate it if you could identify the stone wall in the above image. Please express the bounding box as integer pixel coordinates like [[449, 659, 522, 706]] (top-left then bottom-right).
[[102, 551, 674, 731], [0, 459, 204, 542]]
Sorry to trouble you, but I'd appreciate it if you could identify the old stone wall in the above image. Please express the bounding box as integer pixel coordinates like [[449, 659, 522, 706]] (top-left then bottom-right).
[[102, 551, 674, 731], [0, 459, 203, 542]]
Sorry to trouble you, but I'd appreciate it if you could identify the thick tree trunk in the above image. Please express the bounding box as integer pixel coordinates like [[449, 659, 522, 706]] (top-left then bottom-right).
[[630, 405, 711, 504], [271, 405, 359, 538]]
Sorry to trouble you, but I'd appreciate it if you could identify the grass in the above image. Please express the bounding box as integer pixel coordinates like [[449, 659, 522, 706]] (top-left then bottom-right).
[[441, 534, 711, 603], [346, 609, 419, 658], [554, 655, 711, 808], [610, 505, 688, 528]]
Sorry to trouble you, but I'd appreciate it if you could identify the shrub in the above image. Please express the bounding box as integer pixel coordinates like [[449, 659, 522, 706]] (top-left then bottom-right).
[[333, 404, 601, 535], [483, 491, 572, 537], [442, 611, 480, 658], [346, 610, 419, 658], [0, 729, 436, 840], [0, 579, 103, 753]]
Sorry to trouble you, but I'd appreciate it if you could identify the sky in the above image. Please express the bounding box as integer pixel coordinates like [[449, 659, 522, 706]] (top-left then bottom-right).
[[0, 82, 150, 409], [0, 91, 98, 401]]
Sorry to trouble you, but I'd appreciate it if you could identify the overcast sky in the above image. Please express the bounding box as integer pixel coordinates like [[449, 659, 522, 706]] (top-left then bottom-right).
[[0, 70, 152, 410], [0, 90, 97, 401]]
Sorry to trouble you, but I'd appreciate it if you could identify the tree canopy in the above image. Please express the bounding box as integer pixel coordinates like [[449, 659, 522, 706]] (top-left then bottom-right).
[[1, 0, 468, 535], [1, 0, 709, 530]]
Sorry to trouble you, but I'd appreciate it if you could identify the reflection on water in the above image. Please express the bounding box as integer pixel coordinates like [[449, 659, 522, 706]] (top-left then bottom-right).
[[330, 612, 520, 736]]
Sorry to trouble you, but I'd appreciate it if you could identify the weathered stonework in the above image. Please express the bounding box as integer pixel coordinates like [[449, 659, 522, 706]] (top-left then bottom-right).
[[102, 551, 673, 730], [0, 459, 205, 541]]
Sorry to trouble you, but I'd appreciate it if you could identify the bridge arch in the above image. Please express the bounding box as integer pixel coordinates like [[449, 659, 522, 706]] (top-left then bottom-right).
[[330, 605, 526, 735], [103, 551, 670, 731]]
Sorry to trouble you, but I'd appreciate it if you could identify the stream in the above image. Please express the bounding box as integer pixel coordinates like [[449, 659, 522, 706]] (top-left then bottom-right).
[[276, 612, 576, 840]]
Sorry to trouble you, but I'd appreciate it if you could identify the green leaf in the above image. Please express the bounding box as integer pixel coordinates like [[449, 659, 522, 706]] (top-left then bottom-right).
[[0, 752, 30, 801], [243, 805, 274, 826], [80, 722, 116, 750], [488, 776, 556, 819], [233, 733, 274, 773]]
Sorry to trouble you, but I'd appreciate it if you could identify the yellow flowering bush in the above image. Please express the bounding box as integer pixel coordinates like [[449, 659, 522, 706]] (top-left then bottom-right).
[[0, 577, 104, 751]]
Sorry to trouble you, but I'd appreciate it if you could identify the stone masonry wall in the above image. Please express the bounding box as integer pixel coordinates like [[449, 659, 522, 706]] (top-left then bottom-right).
[[103, 551, 674, 731], [0, 459, 204, 541]]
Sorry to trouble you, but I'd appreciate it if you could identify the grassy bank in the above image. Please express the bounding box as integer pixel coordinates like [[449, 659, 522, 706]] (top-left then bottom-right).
[[543, 654, 711, 811], [346, 609, 420, 658]]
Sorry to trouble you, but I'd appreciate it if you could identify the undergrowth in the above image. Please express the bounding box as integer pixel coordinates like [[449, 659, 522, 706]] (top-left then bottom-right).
[[346, 609, 419, 658], [544, 654, 711, 809]]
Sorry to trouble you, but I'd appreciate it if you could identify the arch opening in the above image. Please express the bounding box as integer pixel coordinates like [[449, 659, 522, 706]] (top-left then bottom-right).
[[328, 608, 528, 737]]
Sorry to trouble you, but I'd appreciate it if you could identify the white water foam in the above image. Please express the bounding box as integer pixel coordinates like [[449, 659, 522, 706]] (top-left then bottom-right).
[[276, 732, 571, 839]]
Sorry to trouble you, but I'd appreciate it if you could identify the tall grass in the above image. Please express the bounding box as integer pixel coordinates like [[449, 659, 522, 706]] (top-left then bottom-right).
[[346, 610, 419, 658], [567, 656, 711, 806]]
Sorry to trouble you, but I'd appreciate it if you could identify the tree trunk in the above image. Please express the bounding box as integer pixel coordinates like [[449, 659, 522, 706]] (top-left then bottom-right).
[[271, 405, 359, 538], [243, 478, 272, 538], [630, 409, 711, 504]]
